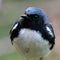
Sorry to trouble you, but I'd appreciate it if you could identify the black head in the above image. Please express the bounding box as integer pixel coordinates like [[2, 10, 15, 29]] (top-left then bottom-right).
[[21, 7, 49, 25]]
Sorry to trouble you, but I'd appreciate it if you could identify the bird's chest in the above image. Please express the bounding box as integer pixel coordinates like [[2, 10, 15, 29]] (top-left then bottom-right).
[[13, 29, 51, 58]]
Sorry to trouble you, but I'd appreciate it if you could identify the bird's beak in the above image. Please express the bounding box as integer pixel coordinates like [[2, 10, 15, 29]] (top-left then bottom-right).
[[21, 14, 28, 19]]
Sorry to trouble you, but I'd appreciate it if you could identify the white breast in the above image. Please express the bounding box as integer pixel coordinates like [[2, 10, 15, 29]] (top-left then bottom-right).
[[13, 29, 51, 59]]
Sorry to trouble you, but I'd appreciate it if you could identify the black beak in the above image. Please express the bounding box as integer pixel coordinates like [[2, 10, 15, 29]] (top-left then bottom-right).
[[21, 14, 29, 19], [21, 14, 32, 21]]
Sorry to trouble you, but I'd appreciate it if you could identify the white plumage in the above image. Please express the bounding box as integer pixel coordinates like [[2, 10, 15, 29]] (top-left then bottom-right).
[[13, 29, 51, 60]]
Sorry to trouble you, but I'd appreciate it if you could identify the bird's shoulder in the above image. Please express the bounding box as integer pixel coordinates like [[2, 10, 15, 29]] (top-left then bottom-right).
[[10, 17, 24, 33], [39, 24, 55, 50]]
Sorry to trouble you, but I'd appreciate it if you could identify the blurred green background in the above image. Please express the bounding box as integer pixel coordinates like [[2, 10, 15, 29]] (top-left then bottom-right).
[[0, 0, 60, 60]]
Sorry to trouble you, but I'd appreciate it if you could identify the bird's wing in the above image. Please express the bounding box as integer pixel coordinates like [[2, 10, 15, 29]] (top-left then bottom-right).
[[46, 24, 55, 38], [10, 17, 23, 43], [45, 24, 55, 49], [41, 24, 55, 50]]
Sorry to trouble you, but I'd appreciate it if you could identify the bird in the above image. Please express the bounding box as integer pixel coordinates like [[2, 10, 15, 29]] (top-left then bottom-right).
[[10, 7, 55, 60]]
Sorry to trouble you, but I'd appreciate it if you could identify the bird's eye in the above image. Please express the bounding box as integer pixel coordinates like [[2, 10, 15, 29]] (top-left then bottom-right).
[[27, 14, 39, 19], [34, 15, 39, 18], [34, 15, 38, 18]]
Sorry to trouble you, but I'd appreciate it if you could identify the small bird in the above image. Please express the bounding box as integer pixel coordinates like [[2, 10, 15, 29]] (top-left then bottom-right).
[[10, 7, 55, 60]]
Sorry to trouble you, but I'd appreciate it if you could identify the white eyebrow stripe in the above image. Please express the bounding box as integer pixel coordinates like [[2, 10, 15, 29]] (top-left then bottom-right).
[[46, 26, 53, 37], [12, 23, 18, 31]]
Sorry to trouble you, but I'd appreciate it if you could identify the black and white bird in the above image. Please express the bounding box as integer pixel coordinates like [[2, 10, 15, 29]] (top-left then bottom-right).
[[10, 7, 55, 60]]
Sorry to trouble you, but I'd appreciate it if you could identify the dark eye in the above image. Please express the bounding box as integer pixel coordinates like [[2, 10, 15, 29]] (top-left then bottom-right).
[[27, 14, 39, 19], [34, 15, 39, 18], [32, 14, 39, 19]]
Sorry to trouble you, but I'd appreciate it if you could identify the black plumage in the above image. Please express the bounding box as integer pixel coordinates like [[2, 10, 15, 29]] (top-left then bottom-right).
[[10, 7, 55, 60]]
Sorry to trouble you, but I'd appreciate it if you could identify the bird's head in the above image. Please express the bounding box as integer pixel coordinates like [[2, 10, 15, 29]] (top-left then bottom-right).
[[21, 7, 49, 25]]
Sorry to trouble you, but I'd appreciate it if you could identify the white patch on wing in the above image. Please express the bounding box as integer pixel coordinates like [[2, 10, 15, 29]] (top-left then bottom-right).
[[46, 26, 53, 37], [13, 28, 51, 59], [12, 23, 18, 31]]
